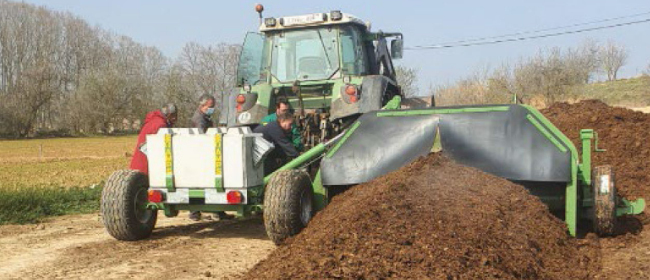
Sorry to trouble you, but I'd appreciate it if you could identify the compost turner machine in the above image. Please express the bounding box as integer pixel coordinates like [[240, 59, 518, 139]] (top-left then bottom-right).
[[101, 103, 645, 244]]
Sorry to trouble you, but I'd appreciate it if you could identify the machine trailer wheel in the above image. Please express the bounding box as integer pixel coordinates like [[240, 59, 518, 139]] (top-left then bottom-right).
[[101, 170, 157, 241], [264, 170, 313, 245], [593, 165, 617, 236]]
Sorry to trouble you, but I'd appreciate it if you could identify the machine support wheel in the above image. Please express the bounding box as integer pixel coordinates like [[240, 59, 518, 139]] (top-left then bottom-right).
[[593, 165, 617, 236], [101, 170, 157, 241], [264, 170, 313, 245]]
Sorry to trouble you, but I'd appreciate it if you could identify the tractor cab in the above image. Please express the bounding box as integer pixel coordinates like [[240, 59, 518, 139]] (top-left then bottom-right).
[[226, 7, 404, 148]]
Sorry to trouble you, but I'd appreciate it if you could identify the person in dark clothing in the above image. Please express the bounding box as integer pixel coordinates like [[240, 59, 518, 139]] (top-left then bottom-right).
[[254, 112, 299, 174], [188, 94, 232, 221], [190, 94, 215, 132], [130, 104, 177, 174], [261, 98, 303, 151]]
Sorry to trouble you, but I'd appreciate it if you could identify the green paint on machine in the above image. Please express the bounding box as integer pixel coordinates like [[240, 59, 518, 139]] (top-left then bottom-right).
[[376, 106, 510, 117]]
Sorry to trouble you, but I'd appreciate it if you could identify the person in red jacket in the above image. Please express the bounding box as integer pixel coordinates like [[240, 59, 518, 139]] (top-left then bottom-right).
[[130, 104, 178, 174]]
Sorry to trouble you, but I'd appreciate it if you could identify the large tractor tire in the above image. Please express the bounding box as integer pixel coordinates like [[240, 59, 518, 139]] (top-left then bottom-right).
[[593, 165, 617, 236], [264, 170, 313, 245], [101, 170, 157, 241]]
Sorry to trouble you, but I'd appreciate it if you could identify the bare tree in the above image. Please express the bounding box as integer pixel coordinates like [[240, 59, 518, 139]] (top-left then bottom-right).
[[174, 42, 240, 124], [434, 40, 603, 107], [599, 41, 628, 81], [0, 1, 243, 137], [395, 66, 419, 97], [565, 39, 600, 84]]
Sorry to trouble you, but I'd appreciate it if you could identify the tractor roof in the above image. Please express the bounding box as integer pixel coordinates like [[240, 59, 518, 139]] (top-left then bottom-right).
[[259, 11, 368, 32]]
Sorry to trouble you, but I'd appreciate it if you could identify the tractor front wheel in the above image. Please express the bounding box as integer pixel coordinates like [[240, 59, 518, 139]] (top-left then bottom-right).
[[101, 170, 157, 241], [593, 165, 617, 236], [263, 170, 313, 245]]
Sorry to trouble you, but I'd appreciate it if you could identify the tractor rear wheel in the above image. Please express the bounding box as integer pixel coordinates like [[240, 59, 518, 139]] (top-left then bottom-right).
[[101, 170, 157, 241], [264, 170, 313, 245], [593, 165, 617, 236]]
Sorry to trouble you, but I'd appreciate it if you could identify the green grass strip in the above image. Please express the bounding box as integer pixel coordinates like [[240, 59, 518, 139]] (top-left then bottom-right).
[[0, 186, 102, 225]]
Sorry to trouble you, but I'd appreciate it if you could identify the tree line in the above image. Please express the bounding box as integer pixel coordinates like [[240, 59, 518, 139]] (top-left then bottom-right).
[[2, 1, 643, 137], [433, 40, 633, 106], [0, 1, 239, 138]]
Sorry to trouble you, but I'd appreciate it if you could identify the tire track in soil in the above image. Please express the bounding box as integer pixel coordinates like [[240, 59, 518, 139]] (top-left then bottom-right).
[[0, 214, 274, 280]]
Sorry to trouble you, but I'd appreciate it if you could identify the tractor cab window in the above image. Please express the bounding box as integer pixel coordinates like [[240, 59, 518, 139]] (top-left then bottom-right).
[[340, 25, 367, 75], [237, 32, 267, 86], [269, 27, 340, 82]]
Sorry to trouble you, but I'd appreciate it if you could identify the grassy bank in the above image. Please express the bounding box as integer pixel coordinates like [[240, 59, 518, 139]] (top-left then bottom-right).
[[576, 76, 650, 107], [0, 186, 102, 224]]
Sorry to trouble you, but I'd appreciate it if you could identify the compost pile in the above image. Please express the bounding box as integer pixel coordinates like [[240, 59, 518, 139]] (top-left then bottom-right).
[[541, 100, 650, 201], [246, 154, 599, 279]]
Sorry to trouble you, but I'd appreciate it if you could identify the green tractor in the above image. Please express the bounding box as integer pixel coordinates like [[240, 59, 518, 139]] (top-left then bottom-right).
[[221, 7, 412, 148]]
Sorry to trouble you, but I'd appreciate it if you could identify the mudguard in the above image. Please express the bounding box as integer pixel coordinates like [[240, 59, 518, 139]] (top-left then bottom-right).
[[329, 75, 394, 121], [358, 75, 390, 112], [320, 105, 572, 186]]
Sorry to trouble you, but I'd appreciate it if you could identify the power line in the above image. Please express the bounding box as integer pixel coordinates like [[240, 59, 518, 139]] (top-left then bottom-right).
[[413, 11, 650, 47], [406, 18, 650, 50]]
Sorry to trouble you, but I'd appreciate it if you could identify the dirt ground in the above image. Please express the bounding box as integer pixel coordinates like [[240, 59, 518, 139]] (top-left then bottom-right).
[[598, 224, 650, 279], [0, 213, 274, 280], [1, 192, 648, 280]]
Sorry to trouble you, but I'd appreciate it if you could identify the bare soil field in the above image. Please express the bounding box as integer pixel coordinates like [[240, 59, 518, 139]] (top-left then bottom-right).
[[0, 214, 274, 280]]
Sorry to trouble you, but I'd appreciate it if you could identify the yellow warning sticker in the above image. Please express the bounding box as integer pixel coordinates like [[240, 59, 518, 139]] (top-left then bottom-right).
[[215, 134, 222, 176], [164, 134, 173, 175]]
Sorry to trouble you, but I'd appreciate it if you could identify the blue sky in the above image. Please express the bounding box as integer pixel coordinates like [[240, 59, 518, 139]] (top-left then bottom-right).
[[22, 0, 650, 92]]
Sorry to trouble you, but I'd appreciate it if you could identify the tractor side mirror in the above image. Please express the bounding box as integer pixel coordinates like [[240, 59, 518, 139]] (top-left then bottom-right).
[[390, 39, 403, 59]]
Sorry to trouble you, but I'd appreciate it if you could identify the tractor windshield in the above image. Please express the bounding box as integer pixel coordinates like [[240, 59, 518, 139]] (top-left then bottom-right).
[[268, 27, 340, 82]]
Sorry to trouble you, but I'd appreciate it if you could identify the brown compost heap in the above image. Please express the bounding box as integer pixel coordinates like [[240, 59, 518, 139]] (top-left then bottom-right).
[[246, 154, 599, 279], [541, 100, 650, 201]]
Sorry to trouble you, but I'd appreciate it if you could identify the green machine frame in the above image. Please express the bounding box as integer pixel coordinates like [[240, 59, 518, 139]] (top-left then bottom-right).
[[264, 103, 645, 236], [149, 101, 645, 237]]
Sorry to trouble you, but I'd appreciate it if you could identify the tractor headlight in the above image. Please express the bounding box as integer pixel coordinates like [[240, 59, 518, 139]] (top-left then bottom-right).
[[264, 17, 277, 27], [331, 10, 343, 21]]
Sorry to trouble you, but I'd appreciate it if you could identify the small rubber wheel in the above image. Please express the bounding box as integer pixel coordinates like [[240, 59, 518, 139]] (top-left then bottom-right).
[[263, 170, 313, 245], [101, 170, 157, 241], [593, 165, 617, 236]]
